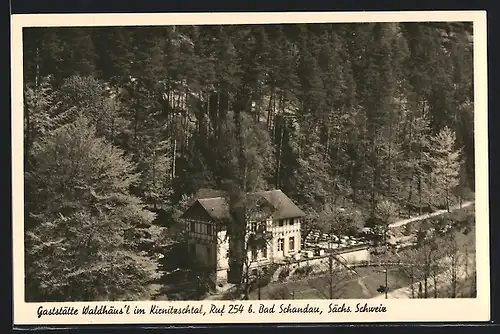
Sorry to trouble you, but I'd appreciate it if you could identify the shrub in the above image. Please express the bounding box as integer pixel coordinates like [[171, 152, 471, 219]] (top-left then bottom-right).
[[278, 267, 290, 282], [268, 286, 291, 300], [293, 265, 313, 278]]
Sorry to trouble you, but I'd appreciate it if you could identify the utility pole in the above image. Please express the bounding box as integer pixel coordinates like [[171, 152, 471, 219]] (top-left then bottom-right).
[[472, 271, 477, 297], [384, 227, 388, 299], [384, 268, 388, 299], [329, 255, 333, 299], [257, 265, 261, 300], [328, 221, 335, 300], [465, 246, 469, 284], [329, 240, 333, 299]]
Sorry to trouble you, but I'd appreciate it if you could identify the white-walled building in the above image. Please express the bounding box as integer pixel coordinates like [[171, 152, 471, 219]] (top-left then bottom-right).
[[180, 189, 305, 285]]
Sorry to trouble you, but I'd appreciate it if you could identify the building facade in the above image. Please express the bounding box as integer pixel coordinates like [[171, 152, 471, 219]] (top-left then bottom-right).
[[181, 189, 306, 285]]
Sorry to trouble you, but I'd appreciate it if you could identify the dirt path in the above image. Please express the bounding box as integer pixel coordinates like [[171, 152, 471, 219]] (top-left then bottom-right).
[[389, 201, 474, 229], [357, 277, 371, 298]]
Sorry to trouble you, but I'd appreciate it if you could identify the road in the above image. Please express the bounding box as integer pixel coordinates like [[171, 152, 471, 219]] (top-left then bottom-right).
[[389, 201, 474, 228]]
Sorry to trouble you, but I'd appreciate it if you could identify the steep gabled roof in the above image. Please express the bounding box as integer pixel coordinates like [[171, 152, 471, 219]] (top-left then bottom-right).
[[256, 190, 306, 220], [180, 189, 306, 222], [197, 197, 230, 221]]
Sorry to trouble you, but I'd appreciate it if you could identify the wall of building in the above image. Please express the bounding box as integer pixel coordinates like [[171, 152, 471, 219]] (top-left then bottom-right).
[[216, 230, 229, 271], [186, 218, 217, 268], [212, 218, 302, 285], [269, 218, 302, 261], [187, 239, 216, 268], [216, 230, 272, 270]]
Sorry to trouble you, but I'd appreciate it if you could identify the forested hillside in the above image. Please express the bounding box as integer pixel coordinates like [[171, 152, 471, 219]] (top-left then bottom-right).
[[22, 22, 474, 301]]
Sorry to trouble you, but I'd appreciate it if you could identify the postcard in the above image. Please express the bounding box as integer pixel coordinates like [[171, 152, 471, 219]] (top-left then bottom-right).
[[11, 10, 489, 326]]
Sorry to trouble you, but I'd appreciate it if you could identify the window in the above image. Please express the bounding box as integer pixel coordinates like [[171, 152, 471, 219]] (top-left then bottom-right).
[[289, 219, 294, 225], [278, 220, 284, 227], [207, 224, 212, 236], [289, 237, 295, 252], [190, 221, 195, 232], [261, 246, 267, 258], [278, 238, 284, 252], [252, 249, 258, 261]]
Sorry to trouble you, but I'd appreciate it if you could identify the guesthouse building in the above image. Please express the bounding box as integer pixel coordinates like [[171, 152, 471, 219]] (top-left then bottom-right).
[[180, 189, 306, 285]]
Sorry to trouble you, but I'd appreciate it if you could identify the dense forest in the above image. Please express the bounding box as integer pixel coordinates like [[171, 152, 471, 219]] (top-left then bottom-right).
[[22, 22, 474, 301]]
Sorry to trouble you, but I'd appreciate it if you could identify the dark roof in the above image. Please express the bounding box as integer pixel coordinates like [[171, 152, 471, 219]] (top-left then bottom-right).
[[255, 190, 306, 220], [180, 189, 306, 221], [193, 188, 227, 200]]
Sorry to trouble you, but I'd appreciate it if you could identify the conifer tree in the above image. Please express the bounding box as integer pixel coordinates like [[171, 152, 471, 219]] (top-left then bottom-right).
[[25, 117, 159, 301], [426, 126, 462, 211]]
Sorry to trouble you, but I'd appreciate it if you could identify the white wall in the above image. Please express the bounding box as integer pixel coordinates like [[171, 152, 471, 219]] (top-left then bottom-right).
[[216, 230, 229, 271], [336, 247, 371, 264], [270, 218, 302, 261], [189, 217, 305, 285]]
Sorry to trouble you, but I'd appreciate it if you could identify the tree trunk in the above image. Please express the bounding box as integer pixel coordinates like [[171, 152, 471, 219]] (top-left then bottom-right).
[[325, 127, 330, 161], [171, 138, 177, 179], [388, 144, 392, 199], [152, 150, 157, 209], [424, 275, 428, 298], [451, 257, 457, 298], [410, 268, 415, 298], [276, 122, 283, 189], [433, 274, 438, 298], [35, 46, 40, 88], [407, 113, 414, 218], [266, 90, 273, 131], [370, 137, 379, 217], [446, 188, 450, 212], [407, 174, 413, 219], [465, 247, 469, 283], [134, 108, 139, 144], [418, 171, 423, 216], [25, 100, 31, 161]]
